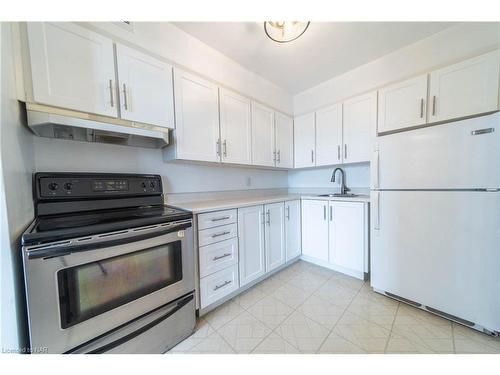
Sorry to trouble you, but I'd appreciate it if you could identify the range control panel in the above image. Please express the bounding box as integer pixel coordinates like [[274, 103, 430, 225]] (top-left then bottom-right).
[[37, 173, 162, 199]]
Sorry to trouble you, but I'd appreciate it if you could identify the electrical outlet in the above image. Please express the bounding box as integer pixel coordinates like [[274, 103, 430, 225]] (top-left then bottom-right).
[[246, 177, 252, 187]]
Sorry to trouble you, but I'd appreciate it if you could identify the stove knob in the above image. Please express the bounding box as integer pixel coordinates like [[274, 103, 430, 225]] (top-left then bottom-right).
[[48, 182, 59, 191], [150, 181, 155, 189], [64, 182, 73, 191]]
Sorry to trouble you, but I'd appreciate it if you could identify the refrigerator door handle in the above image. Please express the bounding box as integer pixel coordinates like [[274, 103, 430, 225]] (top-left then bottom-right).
[[373, 191, 380, 231], [372, 148, 380, 189]]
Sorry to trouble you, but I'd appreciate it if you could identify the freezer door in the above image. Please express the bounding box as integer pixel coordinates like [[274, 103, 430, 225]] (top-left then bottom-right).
[[371, 112, 500, 190], [371, 191, 500, 331]]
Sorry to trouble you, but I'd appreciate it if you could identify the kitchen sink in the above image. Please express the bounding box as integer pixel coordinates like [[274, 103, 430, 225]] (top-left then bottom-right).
[[317, 193, 359, 197]]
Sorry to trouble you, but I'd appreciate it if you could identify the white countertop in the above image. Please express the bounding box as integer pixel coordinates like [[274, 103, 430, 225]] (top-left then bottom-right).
[[170, 193, 370, 214]]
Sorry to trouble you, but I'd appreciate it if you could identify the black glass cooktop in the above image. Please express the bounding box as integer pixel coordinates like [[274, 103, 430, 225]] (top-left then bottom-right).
[[22, 205, 192, 245]]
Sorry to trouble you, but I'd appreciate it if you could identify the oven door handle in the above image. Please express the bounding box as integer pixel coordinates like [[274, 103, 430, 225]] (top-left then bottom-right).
[[27, 221, 192, 260], [81, 294, 194, 354]]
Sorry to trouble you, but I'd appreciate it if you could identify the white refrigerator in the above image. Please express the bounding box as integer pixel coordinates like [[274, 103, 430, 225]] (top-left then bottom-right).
[[370, 112, 500, 334]]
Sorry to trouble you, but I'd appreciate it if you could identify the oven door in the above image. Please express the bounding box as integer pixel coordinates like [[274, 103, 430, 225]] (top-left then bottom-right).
[[23, 219, 194, 354]]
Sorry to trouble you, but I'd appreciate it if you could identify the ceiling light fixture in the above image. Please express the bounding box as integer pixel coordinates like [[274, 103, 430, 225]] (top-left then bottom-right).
[[264, 21, 310, 43]]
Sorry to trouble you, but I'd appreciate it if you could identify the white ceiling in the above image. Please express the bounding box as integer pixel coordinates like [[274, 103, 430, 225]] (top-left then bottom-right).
[[173, 22, 457, 94]]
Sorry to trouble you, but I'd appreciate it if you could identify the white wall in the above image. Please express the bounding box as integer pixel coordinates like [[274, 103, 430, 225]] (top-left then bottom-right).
[[294, 22, 500, 115], [288, 163, 370, 190], [32, 137, 288, 194], [0, 22, 34, 352]]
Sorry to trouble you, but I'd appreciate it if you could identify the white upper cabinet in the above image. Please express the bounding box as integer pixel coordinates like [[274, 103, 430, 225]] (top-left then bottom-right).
[[274, 112, 294, 168], [428, 50, 500, 123], [301, 200, 329, 262], [27, 22, 116, 117], [285, 200, 302, 261], [316, 102, 343, 166], [343, 92, 376, 164], [377, 74, 428, 134], [251, 102, 275, 167], [115, 44, 174, 128], [264, 202, 286, 273], [173, 69, 220, 162], [219, 88, 252, 165], [238, 205, 266, 287], [328, 201, 365, 274], [294, 112, 316, 168]]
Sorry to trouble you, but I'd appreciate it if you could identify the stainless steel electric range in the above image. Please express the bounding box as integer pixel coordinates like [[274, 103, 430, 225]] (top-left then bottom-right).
[[21, 172, 196, 354]]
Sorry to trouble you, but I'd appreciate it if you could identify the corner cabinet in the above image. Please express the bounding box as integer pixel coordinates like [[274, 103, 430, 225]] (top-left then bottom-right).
[[27, 22, 117, 117], [171, 69, 220, 162], [285, 200, 302, 261], [294, 112, 316, 168], [274, 112, 294, 168], [238, 205, 266, 287]]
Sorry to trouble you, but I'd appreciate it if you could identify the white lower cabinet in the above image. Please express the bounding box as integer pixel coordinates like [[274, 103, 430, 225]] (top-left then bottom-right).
[[238, 205, 266, 287], [302, 199, 367, 279], [200, 264, 239, 308], [199, 237, 238, 278], [264, 202, 286, 273], [328, 201, 365, 275], [285, 200, 302, 261], [301, 200, 329, 261]]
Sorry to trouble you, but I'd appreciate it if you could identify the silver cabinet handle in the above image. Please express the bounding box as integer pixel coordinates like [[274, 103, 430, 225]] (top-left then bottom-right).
[[223, 139, 227, 157], [323, 205, 327, 220], [266, 210, 270, 225], [471, 128, 495, 135], [337, 145, 341, 160], [277, 150, 281, 163], [329, 206, 332, 221], [216, 139, 221, 157], [108, 79, 114, 107], [122, 83, 128, 110], [286, 206, 290, 220], [311, 150, 314, 163], [211, 231, 230, 238], [273, 150, 277, 163], [213, 280, 231, 291], [432, 95, 436, 116], [213, 253, 232, 261], [344, 144, 347, 159], [420, 98, 424, 118], [211, 216, 230, 222]]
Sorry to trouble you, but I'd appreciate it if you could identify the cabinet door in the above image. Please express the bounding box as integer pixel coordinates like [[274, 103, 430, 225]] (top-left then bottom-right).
[[274, 112, 294, 168], [429, 50, 500, 123], [343, 92, 377, 164], [251, 102, 275, 167], [238, 205, 266, 287], [329, 201, 364, 274], [27, 22, 116, 117], [301, 200, 329, 262], [316, 102, 343, 166], [294, 112, 316, 168], [219, 88, 252, 165], [285, 200, 302, 261], [173, 69, 220, 162], [115, 43, 174, 128], [264, 202, 286, 273], [377, 74, 428, 134]]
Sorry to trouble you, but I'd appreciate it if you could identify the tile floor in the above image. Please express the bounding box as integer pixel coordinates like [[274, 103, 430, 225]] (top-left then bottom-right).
[[169, 261, 500, 354]]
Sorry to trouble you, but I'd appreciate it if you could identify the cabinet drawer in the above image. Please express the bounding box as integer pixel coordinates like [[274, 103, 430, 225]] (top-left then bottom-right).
[[198, 209, 237, 230], [198, 223, 237, 247], [199, 237, 239, 278], [200, 264, 239, 309]]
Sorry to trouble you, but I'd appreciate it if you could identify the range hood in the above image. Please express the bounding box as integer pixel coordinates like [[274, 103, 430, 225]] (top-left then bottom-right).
[[26, 103, 169, 149]]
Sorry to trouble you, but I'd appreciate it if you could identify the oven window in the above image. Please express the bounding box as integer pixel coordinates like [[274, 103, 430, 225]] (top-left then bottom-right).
[[57, 242, 182, 329]]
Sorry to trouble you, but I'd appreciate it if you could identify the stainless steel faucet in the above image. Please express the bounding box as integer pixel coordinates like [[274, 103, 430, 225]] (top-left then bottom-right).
[[331, 167, 349, 195]]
